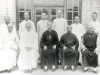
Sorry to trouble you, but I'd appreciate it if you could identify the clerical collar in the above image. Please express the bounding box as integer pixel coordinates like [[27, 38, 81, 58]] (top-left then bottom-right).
[[48, 29, 52, 32]]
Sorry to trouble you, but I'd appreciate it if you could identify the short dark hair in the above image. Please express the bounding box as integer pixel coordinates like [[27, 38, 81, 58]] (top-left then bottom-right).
[[92, 12, 98, 16]]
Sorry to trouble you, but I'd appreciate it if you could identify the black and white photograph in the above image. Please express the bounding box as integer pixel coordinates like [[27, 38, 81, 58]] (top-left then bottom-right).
[[0, 0, 100, 75]]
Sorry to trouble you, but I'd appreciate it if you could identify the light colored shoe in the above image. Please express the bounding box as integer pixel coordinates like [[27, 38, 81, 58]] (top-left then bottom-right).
[[63, 66, 67, 71], [71, 65, 75, 71], [93, 68, 97, 73], [83, 67, 88, 72]]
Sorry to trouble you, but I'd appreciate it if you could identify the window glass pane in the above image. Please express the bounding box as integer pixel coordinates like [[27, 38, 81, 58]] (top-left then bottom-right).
[[20, 12, 24, 20], [68, 12, 72, 20], [73, 12, 78, 19], [19, 2, 25, 11], [51, 9, 56, 15], [26, 2, 31, 11], [28, 12, 31, 20], [67, 3, 73, 11], [36, 9, 41, 15], [74, 3, 78, 11], [42, 8, 48, 14], [51, 16, 56, 22], [36, 17, 41, 23], [68, 21, 72, 25]]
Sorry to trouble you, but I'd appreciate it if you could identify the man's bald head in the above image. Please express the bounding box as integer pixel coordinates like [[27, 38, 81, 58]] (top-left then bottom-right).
[[74, 16, 80, 24], [41, 12, 47, 20], [24, 12, 30, 21], [57, 9, 63, 18], [25, 22, 31, 32], [67, 25, 72, 33], [87, 25, 93, 34], [7, 24, 13, 33], [4, 16, 10, 24]]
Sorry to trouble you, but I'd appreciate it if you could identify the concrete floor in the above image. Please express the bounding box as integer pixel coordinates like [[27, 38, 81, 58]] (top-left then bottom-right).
[[0, 65, 99, 75]]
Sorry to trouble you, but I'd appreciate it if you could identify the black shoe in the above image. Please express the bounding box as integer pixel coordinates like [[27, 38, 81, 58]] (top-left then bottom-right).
[[78, 62, 82, 66]]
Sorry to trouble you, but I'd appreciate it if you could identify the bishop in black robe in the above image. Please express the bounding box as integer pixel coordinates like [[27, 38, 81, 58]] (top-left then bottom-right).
[[40, 23, 59, 70]]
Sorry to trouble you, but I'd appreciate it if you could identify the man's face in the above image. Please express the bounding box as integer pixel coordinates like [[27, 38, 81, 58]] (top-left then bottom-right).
[[24, 13, 29, 20], [57, 10, 62, 18], [87, 26, 93, 33], [4, 17, 10, 24], [74, 17, 80, 24], [47, 22, 52, 30], [92, 14, 97, 21], [26, 23, 31, 31], [7, 25, 13, 33], [67, 26, 72, 33], [41, 13, 47, 20]]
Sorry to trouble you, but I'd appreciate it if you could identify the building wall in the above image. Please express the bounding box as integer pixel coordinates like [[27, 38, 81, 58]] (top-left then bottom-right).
[[0, 0, 100, 28], [82, 0, 100, 27], [0, 0, 16, 25]]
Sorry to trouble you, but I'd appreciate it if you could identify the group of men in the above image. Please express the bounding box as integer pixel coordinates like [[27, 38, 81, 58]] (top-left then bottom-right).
[[0, 9, 100, 73]]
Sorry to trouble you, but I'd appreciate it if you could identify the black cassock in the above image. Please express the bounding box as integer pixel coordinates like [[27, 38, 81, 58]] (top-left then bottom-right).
[[82, 32, 98, 67], [40, 30, 59, 69], [60, 33, 79, 66]]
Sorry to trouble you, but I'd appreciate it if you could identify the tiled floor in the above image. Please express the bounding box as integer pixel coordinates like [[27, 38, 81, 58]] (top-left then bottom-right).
[[0, 65, 99, 75]]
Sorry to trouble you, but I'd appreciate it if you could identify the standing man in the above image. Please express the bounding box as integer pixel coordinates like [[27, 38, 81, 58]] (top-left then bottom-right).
[[19, 12, 36, 36], [71, 16, 85, 64], [89, 12, 100, 65], [0, 24, 19, 72], [53, 9, 68, 40], [40, 21, 59, 72], [82, 25, 98, 73], [60, 25, 79, 71], [37, 12, 48, 58], [0, 16, 16, 40], [53, 9, 68, 63]]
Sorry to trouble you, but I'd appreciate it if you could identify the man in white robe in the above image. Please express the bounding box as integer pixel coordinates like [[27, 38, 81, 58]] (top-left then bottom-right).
[[17, 22, 39, 73], [0, 16, 16, 40], [0, 24, 19, 72], [71, 16, 85, 64], [37, 12, 48, 60], [19, 12, 36, 36], [53, 9, 68, 63], [53, 9, 68, 40], [89, 12, 100, 65]]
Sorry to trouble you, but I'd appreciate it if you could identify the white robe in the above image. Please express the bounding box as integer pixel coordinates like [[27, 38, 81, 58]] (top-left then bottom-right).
[[89, 20, 100, 65], [71, 23, 85, 63], [17, 30, 39, 70], [0, 23, 16, 41], [19, 20, 36, 36], [37, 20, 48, 45], [53, 17, 68, 40], [0, 31, 19, 71]]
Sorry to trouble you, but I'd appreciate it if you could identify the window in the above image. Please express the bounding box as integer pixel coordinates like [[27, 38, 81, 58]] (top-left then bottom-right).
[[35, 0, 63, 3], [18, 0, 32, 22], [67, 0, 79, 25]]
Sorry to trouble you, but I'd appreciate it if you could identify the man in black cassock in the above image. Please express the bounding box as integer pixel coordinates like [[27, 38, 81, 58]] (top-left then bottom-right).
[[82, 25, 98, 73], [60, 25, 79, 71], [40, 21, 59, 72]]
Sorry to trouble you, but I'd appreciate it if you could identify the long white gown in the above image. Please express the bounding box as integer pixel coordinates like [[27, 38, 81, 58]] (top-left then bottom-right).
[[89, 20, 100, 65], [37, 20, 48, 46], [0, 31, 19, 71], [19, 20, 36, 36], [17, 30, 39, 70], [53, 17, 68, 40], [71, 23, 85, 63]]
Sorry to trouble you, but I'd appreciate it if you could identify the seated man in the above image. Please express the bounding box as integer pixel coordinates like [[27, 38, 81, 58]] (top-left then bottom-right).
[[40, 21, 59, 72], [60, 25, 79, 71], [82, 25, 98, 73], [0, 24, 19, 72], [17, 22, 39, 73]]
